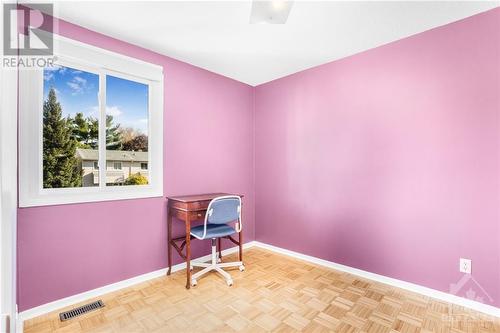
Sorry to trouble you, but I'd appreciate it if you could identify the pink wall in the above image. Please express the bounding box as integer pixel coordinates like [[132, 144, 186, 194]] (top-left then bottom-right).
[[18, 8, 500, 312], [17, 17, 255, 311], [254, 8, 500, 307]]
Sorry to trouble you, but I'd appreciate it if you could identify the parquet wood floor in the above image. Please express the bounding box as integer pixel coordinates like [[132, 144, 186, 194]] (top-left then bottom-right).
[[24, 248, 500, 333]]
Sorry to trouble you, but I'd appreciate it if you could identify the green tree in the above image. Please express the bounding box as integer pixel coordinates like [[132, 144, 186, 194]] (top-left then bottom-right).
[[124, 172, 148, 185], [106, 115, 123, 150], [71, 112, 98, 149], [88, 117, 99, 147], [43, 88, 82, 188]]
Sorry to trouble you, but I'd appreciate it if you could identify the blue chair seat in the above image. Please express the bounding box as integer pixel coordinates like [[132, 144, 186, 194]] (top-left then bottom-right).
[[190, 223, 236, 239]]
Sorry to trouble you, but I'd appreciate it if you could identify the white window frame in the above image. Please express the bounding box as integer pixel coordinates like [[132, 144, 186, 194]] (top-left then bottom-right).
[[19, 34, 164, 207], [113, 162, 122, 170]]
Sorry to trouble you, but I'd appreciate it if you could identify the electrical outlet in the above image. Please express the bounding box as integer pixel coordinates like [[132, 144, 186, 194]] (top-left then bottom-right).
[[460, 258, 472, 274]]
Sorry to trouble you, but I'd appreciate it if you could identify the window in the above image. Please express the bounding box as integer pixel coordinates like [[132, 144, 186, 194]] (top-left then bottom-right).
[[43, 65, 100, 188], [106, 75, 149, 186], [19, 35, 163, 207]]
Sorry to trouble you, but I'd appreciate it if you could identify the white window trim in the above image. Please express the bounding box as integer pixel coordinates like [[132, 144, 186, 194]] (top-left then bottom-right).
[[113, 162, 122, 170], [19, 34, 164, 207], [1, 16, 19, 330]]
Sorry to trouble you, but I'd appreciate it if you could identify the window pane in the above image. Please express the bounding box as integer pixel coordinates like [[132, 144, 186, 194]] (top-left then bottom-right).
[[105, 75, 149, 186], [43, 65, 99, 188]]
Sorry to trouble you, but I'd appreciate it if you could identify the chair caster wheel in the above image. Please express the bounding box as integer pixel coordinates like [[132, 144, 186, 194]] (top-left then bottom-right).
[[191, 278, 197, 287], [226, 279, 233, 287], [239, 265, 245, 272]]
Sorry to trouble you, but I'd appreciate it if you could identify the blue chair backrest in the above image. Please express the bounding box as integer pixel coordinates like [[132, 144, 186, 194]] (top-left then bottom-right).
[[207, 196, 241, 224]]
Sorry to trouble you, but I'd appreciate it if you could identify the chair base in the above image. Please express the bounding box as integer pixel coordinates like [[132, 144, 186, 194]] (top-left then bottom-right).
[[190, 239, 244, 286]]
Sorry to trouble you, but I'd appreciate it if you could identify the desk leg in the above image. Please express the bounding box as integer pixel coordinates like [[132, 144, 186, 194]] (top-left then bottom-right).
[[167, 207, 172, 275], [239, 230, 243, 262], [185, 215, 191, 289]]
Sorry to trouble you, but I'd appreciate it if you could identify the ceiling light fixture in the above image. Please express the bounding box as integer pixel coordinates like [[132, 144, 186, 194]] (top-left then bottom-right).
[[249, 0, 294, 24]]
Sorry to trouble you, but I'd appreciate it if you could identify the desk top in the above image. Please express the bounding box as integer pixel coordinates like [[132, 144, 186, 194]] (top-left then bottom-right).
[[167, 193, 243, 203]]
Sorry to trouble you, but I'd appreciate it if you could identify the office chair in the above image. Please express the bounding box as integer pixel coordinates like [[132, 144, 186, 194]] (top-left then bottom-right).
[[189, 195, 244, 286]]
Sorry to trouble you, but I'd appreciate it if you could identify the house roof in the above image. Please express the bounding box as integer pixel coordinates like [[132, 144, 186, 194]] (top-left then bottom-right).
[[76, 149, 148, 162]]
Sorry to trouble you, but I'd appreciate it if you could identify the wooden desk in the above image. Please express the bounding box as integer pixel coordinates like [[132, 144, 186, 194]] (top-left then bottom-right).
[[166, 193, 244, 289]]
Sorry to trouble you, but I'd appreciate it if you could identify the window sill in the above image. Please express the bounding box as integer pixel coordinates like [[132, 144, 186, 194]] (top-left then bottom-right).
[[19, 185, 163, 207]]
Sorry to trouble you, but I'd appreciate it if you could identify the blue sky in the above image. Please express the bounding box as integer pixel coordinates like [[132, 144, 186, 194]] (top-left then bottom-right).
[[43, 65, 149, 134]]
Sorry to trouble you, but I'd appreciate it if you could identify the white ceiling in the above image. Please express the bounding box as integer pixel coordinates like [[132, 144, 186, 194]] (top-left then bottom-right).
[[51, 1, 499, 86]]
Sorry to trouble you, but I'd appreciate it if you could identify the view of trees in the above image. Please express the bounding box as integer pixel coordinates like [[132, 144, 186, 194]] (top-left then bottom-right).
[[43, 89, 81, 188], [43, 87, 149, 188]]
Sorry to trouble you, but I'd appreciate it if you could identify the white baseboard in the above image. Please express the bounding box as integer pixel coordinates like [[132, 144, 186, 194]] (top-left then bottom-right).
[[253, 241, 500, 318], [18, 239, 500, 330], [18, 241, 257, 323]]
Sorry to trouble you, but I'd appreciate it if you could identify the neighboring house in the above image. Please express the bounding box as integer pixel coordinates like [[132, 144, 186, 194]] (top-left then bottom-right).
[[76, 148, 149, 186]]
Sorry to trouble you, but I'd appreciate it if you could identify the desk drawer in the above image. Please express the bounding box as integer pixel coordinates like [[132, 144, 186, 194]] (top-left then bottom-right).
[[187, 200, 211, 211], [170, 209, 188, 220], [190, 211, 206, 220], [169, 200, 211, 212], [168, 208, 206, 221]]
